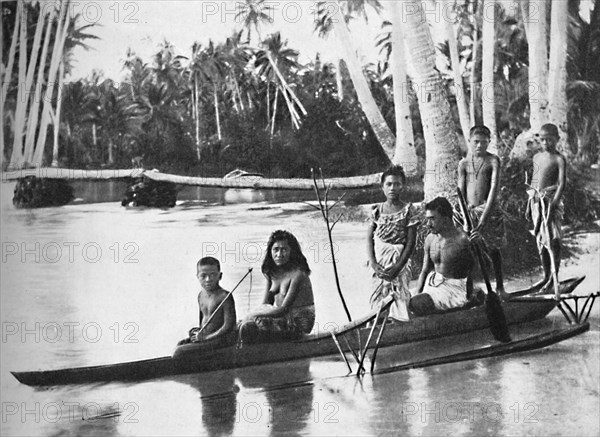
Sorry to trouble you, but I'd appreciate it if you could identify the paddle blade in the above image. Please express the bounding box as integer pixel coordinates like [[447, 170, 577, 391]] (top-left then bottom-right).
[[485, 291, 512, 343]]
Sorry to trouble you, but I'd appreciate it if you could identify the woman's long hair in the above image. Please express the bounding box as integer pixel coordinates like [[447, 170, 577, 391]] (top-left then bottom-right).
[[261, 230, 311, 277]]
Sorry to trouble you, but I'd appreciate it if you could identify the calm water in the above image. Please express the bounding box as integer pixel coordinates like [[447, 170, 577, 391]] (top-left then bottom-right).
[[1, 180, 598, 436]]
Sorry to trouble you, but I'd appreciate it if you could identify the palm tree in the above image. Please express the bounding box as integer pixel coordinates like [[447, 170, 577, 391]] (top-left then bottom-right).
[[86, 79, 143, 165], [221, 30, 252, 114], [482, 0, 498, 152], [235, 0, 274, 45], [385, 3, 420, 173], [442, 0, 471, 144], [396, 0, 461, 199], [254, 32, 306, 135], [314, 1, 396, 162], [191, 40, 227, 141], [51, 12, 99, 166], [548, 0, 569, 145], [527, 0, 550, 132]]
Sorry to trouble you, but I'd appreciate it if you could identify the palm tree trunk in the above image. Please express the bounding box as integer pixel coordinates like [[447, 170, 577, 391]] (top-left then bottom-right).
[[51, 61, 65, 166], [235, 78, 245, 111], [33, 0, 70, 165], [548, 0, 569, 152], [469, 0, 480, 126], [398, 0, 461, 199], [335, 55, 344, 101], [108, 138, 114, 165], [444, 0, 471, 144], [214, 83, 222, 140], [266, 81, 271, 128], [280, 85, 301, 130], [331, 2, 395, 161], [389, 1, 418, 174], [270, 86, 279, 136], [194, 77, 201, 160], [528, 0, 549, 132], [24, 9, 53, 162], [20, 6, 48, 165], [267, 53, 307, 116], [1, 2, 21, 166], [482, 0, 498, 153], [10, 3, 28, 165]]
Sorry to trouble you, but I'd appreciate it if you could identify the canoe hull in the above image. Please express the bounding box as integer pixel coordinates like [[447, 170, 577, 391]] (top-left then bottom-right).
[[11, 277, 586, 386]]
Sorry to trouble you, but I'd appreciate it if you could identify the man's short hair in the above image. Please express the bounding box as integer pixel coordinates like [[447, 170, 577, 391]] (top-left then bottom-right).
[[469, 125, 491, 139], [380, 165, 407, 184], [425, 197, 454, 219], [540, 123, 559, 138], [197, 256, 220, 271]]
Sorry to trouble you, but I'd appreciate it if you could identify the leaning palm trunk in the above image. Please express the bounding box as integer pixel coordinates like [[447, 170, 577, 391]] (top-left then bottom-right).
[[51, 61, 65, 166], [389, 1, 418, 174], [335, 55, 344, 101], [280, 84, 301, 130], [548, 0, 569, 153], [193, 77, 201, 160], [482, 0, 497, 153], [214, 83, 222, 140], [329, 0, 395, 161], [9, 3, 29, 165], [267, 53, 307, 117], [1, 2, 21, 166], [469, 2, 480, 125], [528, 0, 549, 132], [24, 9, 53, 162], [398, 0, 461, 200], [444, 0, 471, 145], [32, 0, 70, 166], [21, 7, 48, 163], [270, 86, 279, 136]]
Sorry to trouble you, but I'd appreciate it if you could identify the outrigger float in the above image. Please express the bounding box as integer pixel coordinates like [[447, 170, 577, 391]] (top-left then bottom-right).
[[11, 276, 598, 387]]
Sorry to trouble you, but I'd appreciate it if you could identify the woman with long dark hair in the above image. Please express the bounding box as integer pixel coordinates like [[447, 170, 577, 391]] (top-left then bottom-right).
[[239, 230, 315, 344]]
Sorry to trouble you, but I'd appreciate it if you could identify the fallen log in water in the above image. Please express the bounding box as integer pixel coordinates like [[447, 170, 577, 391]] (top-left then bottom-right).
[[2, 168, 382, 190]]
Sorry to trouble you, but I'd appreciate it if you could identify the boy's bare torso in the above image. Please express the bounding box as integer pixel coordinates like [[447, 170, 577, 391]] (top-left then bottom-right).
[[198, 287, 229, 334], [459, 153, 499, 206], [532, 151, 564, 189]]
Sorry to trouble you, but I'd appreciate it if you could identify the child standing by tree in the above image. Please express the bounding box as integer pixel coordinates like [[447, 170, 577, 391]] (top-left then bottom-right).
[[367, 166, 419, 321], [527, 123, 567, 291]]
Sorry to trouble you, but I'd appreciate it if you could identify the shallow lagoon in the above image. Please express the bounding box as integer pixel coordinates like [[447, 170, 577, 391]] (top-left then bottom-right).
[[1, 180, 598, 436]]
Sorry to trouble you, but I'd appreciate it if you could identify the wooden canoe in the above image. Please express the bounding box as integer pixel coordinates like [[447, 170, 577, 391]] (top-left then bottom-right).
[[11, 276, 586, 387]]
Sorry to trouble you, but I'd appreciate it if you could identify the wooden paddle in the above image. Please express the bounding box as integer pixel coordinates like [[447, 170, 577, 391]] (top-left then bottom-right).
[[456, 189, 511, 343], [191, 268, 253, 340]]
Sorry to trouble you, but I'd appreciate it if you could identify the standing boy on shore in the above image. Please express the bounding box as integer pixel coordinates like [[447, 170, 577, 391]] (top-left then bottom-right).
[[457, 125, 507, 297], [179, 257, 237, 345], [527, 123, 567, 290]]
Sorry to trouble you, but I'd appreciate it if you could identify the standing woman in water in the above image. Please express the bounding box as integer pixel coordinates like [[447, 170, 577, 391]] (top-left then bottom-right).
[[239, 230, 315, 343]]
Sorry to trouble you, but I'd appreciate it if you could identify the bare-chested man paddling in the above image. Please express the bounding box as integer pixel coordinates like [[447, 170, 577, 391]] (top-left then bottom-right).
[[528, 123, 566, 290], [457, 125, 507, 297], [409, 197, 478, 316]]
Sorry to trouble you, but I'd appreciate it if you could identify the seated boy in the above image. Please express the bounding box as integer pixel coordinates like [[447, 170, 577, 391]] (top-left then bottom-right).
[[178, 257, 237, 346]]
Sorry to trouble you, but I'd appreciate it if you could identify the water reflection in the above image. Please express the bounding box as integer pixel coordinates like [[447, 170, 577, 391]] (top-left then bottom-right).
[[236, 361, 314, 436], [173, 371, 239, 436]]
